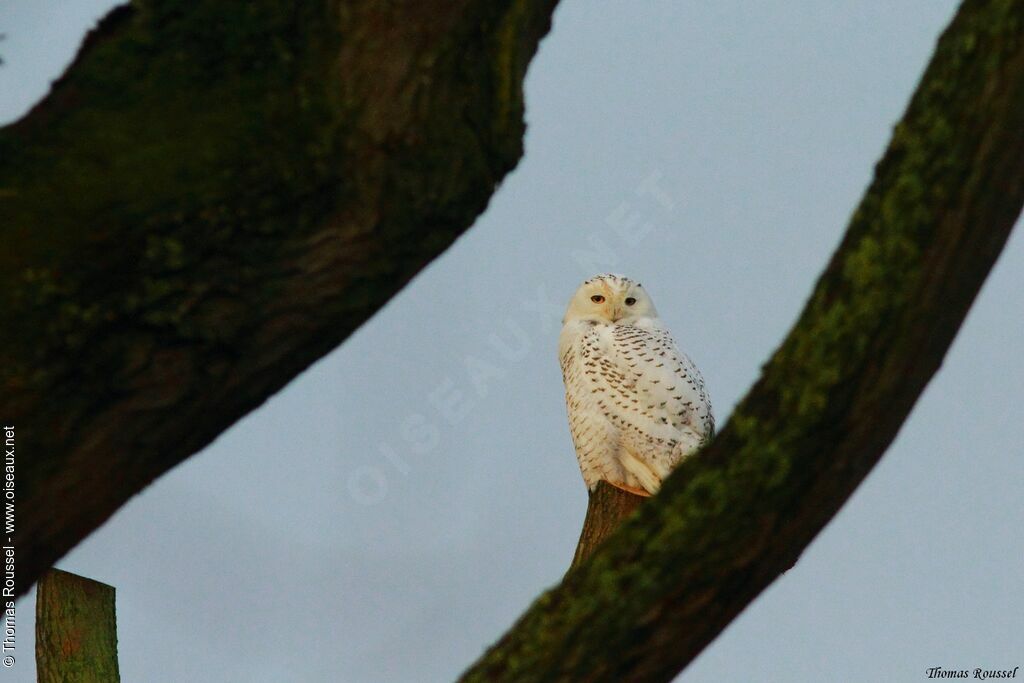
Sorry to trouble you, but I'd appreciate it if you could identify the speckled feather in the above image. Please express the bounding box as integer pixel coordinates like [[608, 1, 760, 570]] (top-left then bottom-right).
[[559, 275, 713, 494]]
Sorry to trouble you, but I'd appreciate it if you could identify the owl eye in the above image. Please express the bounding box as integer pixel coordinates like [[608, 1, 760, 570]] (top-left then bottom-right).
[[625, 297, 637, 306], [590, 295, 605, 303]]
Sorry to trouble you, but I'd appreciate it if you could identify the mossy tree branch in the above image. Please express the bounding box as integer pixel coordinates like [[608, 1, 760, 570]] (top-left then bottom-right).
[[0, 0, 558, 596], [462, 2, 1024, 680], [36, 569, 120, 683]]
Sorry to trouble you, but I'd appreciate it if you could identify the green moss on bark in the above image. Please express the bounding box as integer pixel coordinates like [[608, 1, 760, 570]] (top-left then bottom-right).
[[1, 0, 558, 593], [461, 2, 1024, 681], [36, 569, 120, 683]]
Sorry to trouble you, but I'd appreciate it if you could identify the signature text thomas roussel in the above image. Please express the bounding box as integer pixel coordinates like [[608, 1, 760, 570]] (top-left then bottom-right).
[[927, 667, 1020, 680]]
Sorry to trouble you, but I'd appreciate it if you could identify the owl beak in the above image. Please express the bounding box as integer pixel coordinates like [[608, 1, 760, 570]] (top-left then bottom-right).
[[610, 305, 623, 322]]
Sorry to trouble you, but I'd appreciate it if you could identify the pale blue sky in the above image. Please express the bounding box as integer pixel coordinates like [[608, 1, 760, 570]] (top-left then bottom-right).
[[3, 2, 1022, 681]]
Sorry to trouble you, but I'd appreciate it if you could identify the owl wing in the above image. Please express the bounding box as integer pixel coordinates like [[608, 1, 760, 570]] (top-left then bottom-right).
[[561, 334, 627, 490], [581, 323, 713, 486]]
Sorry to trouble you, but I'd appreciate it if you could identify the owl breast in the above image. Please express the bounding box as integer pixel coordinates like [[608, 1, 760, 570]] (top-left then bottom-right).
[[559, 318, 713, 494]]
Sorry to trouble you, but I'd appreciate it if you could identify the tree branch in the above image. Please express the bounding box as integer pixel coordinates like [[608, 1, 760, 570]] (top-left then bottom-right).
[[461, 2, 1024, 680], [35, 569, 120, 682], [569, 482, 645, 572], [0, 0, 558, 596]]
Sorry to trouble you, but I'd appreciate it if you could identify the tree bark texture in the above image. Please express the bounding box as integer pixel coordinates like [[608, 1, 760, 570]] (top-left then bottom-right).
[[461, 2, 1024, 681], [0, 0, 558, 596], [569, 482, 645, 572], [35, 569, 120, 683]]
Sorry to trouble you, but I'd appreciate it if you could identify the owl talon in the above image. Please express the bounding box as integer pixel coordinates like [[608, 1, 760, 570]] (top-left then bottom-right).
[[607, 482, 653, 497], [561, 275, 714, 502]]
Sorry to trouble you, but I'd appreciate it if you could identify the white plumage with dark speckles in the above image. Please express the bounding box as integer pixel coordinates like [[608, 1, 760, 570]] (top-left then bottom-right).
[[559, 274, 713, 495]]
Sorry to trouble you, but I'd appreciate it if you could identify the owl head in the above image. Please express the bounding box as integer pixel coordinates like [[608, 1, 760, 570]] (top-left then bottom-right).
[[563, 274, 658, 324]]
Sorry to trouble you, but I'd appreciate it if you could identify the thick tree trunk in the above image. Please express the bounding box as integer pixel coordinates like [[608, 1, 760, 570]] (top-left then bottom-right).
[[36, 569, 120, 683], [0, 0, 558, 596], [461, 2, 1024, 681]]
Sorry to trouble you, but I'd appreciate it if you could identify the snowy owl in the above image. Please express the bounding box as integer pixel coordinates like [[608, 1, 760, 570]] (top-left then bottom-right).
[[559, 274, 714, 496]]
